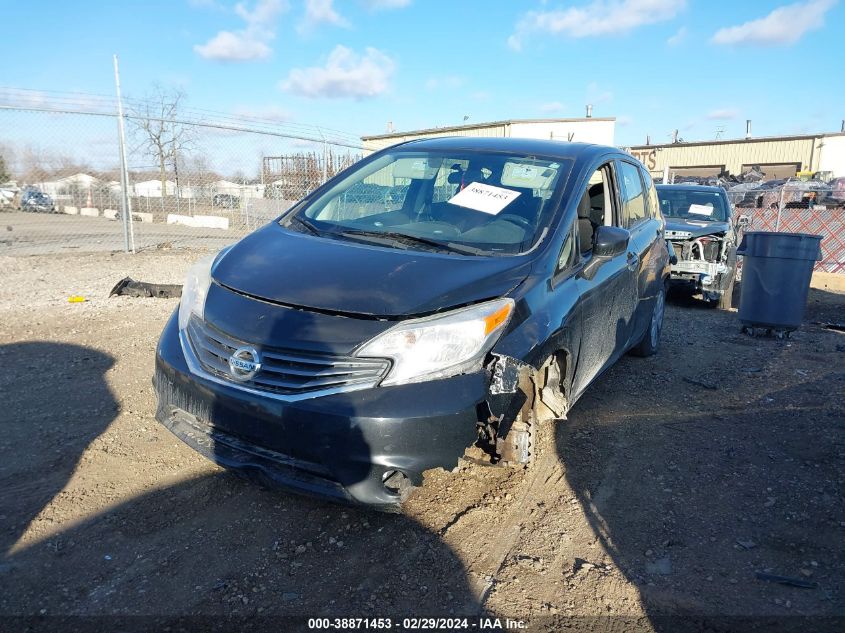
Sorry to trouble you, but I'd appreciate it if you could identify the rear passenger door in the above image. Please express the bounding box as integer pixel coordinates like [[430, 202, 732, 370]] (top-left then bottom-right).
[[616, 159, 664, 346]]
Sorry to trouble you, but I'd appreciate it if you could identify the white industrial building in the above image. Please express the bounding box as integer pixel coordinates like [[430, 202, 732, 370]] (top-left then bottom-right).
[[133, 179, 176, 197], [36, 172, 100, 197]]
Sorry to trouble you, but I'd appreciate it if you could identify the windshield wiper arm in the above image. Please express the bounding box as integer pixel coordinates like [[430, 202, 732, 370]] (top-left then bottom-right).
[[336, 229, 483, 255], [288, 215, 321, 235]]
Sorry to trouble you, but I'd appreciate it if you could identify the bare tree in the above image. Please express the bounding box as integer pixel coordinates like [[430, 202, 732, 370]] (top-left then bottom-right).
[[130, 85, 194, 196]]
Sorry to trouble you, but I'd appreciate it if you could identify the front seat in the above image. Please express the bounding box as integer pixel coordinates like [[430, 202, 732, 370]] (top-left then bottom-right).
[[577, 193, 595, 254]]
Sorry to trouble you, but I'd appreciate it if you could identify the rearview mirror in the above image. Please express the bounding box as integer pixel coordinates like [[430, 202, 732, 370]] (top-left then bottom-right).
[[593, 225, 630, 258]]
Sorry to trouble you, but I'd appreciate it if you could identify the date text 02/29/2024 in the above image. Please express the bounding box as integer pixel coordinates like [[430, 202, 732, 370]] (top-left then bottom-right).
[[307, 617, 528, 630]]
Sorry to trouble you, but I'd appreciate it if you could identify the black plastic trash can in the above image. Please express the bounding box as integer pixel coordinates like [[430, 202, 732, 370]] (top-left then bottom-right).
[[737, 231, 823, 336]]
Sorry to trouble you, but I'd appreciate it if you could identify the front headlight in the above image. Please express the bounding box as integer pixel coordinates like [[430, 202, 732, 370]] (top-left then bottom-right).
[[178, 255, 215, 330], [355, 298, 515, 386]]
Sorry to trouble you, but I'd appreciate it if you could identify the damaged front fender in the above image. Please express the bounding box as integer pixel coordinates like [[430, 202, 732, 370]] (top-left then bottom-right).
[[480, 353, 569, 466]]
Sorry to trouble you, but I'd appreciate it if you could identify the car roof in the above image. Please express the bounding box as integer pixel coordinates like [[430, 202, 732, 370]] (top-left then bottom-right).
[[391, 136, 620, 162], [655, 184, 726, 193]]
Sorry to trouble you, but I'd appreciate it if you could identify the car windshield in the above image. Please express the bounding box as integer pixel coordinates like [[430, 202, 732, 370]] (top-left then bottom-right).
[[656, 188, 728, 222], [283, 150, 572, 256]]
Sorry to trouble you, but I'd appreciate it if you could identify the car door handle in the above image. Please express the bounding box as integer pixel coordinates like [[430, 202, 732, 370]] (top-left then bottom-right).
[[627, 252, 639, 271]]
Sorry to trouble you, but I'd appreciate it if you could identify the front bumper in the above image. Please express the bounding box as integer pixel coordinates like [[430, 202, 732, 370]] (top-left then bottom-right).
[[154, 311, 486, 510], [669, 261, 730, 295]]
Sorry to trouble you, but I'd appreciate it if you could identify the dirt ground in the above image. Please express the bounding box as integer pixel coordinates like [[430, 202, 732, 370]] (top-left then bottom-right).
[[0, 250, 843, 632]]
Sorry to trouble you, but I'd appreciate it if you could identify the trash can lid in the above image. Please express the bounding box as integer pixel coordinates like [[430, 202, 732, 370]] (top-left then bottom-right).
[[742, 231, 823, 240], [737, 231, 823, 261]]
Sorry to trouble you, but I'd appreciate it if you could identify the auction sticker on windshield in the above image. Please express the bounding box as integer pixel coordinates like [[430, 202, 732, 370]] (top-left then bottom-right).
[[688, 203, 715, 216], [448, 182, 521, 215]]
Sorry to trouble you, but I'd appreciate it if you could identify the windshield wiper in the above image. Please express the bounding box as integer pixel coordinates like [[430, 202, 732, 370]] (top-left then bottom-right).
[[288, 215, 321, 235], [335, 229, 483, 255]]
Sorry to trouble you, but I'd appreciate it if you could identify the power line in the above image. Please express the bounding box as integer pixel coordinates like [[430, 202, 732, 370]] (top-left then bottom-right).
[[0, 86, 363, 145], [0, 104, 364, 150]]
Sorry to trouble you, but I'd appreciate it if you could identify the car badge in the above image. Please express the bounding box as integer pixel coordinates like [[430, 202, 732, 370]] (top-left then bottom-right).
[[228, 347, 261, 381]]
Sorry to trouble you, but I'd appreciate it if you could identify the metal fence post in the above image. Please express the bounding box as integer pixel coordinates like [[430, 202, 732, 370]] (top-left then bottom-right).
[[113, 54, 135, 253], [775, 185, 785, 232]]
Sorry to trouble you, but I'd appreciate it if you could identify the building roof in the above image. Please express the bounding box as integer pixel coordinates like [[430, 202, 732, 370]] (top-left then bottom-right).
[[631, 130, 845, 150], [362, 117, 616, 141], [56, 172, 99, 182], [655, 183, 725, 191]]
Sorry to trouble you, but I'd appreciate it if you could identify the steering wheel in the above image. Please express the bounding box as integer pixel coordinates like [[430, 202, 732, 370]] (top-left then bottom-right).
[[497, 214, 532, 230]]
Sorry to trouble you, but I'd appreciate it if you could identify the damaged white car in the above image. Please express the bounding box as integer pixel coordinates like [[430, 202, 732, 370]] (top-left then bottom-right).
[[656, 184, 745, 309]]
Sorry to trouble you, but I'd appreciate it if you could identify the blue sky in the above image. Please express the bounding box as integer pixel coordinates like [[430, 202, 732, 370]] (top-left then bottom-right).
[[2, 0, 843, 155]]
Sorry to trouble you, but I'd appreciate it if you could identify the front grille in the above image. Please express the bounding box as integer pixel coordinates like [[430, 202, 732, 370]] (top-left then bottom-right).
[[185, 315, 390, 398]]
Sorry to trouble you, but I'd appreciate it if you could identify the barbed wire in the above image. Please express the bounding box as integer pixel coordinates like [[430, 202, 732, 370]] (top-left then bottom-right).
[[0, 87, 364, 148]]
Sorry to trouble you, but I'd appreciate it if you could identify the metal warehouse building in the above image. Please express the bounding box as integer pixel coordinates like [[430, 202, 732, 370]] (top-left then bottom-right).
[[628, 131, 845, 180], [362, 117, 616, 153], [361, 118, 844, 180]]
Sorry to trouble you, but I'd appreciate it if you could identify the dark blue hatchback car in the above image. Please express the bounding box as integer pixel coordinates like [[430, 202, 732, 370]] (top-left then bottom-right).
[[154, 137, 670, 510]]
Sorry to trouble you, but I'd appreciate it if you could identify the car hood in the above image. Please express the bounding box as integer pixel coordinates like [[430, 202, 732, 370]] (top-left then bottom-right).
[[665, 219, 731, 239], [211, 223, 532, 318]]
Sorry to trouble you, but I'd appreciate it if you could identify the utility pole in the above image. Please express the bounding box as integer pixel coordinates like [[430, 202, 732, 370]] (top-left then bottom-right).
[[113, 54, 135, 253]]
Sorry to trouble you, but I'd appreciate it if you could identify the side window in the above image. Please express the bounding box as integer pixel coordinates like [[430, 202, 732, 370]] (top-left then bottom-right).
[[575, 163, 616, 257], [557, 222, 576, 271], [640, 167, 659, 219], [618, 161, 646, 229]]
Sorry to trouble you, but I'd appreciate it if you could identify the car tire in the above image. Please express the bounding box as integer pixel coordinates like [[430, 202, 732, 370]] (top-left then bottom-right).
[[631, 282, 666, 357]]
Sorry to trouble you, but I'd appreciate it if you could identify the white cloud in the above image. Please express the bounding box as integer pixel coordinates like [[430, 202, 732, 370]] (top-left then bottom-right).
[[617, 115, 633, 126], [234, 0, 286, 24], [706, 108, 739, 120], [194, 0, 288, 62], [299, 0, 349, 33], [363, 0, 411, 9], [281, 46, 396, 99], [509, 0, 687, 50], [712, 0, 836, 46], [539, 101, 566, 113], [425, 75, 464, 91], [194, 32, 272, 61], [667, 26, 687, 45]]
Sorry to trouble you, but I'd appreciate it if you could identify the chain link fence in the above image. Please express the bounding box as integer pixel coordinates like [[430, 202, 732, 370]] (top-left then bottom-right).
[[727, 182, 845, 273], [0, 101, 362, 255]]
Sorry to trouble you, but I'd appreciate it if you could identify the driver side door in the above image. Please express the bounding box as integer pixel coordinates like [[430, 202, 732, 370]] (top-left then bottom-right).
[[571, 160, 638, 398]]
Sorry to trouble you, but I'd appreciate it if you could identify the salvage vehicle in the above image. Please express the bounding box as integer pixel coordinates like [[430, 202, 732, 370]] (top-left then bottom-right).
[[656, 184, 740, 309], [154, 137, 671, 510], [213, 193, 240, 209], [20, 191, 55, 213]]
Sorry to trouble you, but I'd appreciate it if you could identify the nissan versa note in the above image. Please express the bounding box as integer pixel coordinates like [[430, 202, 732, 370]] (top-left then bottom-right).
[[154, 137, 671, 511]]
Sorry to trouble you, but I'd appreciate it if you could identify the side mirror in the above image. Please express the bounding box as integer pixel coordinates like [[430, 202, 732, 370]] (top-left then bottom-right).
[[593, 225, 630, 258], [737, 214, 751, 227]]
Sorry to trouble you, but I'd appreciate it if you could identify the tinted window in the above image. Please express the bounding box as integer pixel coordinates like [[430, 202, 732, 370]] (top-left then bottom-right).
[[619, 161, 646, 228], [640, 168, 659, 219]]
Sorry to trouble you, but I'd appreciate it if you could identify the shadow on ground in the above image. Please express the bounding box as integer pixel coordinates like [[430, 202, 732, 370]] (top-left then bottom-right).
[[0, 341, 484, 629], [558, 287, 845, 631]]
